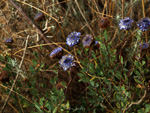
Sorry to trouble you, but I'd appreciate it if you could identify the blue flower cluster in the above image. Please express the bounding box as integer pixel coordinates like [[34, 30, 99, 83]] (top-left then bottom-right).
[[34, 12, 45, 22], [49, 47, 63, 59], [137, 18, 150, 31], [59, 54, 75, 71], [119, 17, 134, 30], [49, 17, 150, 71], [66, 31, 81, 47], [49, 31, 100, 71], [94, 41, 100, 49], [82, 34, 93, 48], [95, 41, 99, 45], [139, 42, 149, 49], [4, 37, 14, 43], [49, 31, 80, 71], [119, 17, 150, 31]]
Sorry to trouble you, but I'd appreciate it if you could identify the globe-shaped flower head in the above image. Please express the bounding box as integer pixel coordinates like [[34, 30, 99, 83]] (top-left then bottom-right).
[[66, 31, 81, 46], [98, 17, 110, 29], [95, 41, 99, 45], [119, 17, 134, 30], [82, 34, 94, 48], [34, 12, 45, 22], [4, 37, 14, 43], [137, 18, 150, 31], [93, 41, 100, 49], [59, 54, 76, 71], [139, 42, 149, 50], [50, 47, 63, 59]]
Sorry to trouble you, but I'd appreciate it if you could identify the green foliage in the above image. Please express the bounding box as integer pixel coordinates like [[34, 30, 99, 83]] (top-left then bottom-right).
[[1, 29, 150, 113], [1, 0, 150, 113], [76, 30, 150, 112]]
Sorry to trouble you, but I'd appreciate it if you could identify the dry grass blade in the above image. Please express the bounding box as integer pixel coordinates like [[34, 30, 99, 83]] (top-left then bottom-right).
[[75, 0, 95, 37]]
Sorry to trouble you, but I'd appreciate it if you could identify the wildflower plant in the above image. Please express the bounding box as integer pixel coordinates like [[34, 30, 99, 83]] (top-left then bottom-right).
[[1, 1, 150, 113], [76, 30, 149, 112]]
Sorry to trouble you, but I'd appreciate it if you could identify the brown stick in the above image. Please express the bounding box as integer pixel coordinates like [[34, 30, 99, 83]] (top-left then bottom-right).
[[8, 0, 56, 49]]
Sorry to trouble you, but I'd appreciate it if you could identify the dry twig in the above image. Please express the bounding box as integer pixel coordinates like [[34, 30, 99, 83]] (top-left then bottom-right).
[[123, 90, 147, 112]]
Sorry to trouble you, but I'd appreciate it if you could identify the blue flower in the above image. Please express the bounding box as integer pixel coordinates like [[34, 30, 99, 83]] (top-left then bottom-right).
[[137, 18, 150, 31], [82, 34, 93, 48], [34, 12, 45, 22], [59, 54, 75, 71], [139, 42, 149, 49], [93, 41, 100, 49], [66, 31, 81, 46], [50, 47, 63, 59], [119, 17, 134, 30], [4, 37, 13, 43], [95, 41, 99, 45]]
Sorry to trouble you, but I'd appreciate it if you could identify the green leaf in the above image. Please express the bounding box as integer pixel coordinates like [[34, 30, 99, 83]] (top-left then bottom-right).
[[66, 101, 70, 109], [100, 43, 106, 50], [4, 64, 11, 71], [134, 61, 141, 68], [134, 70, 141, 76], [61, 81, 67, 88], [40, 62, 45, 68], [53, 70, 58, 74], [89, 63, 95, 74], [35, 103, 43, 113], [91, 50, 96, 58], [39, 97, 45, 106], [137, 109, 145, 113], [116, 102, 121, 108], [123, 68, 128, 72], [120, 56, 123, 64], [79, 76, 90, 82], [121, 102, 124, 107], [104, 79, 110, 85], [84, 48, 89, 55], [104, 30, 108, 41], [81, 67, 87, 73], [29, 65, 36, 74], [100, 103, 106, 108], [90, 80, 95, 86], [34, 52, 39, 58], [145, 104, 150, 112], [77, 49, 81, 55], [134, 76, 142, 84], [50, 78, 55, 85], [40, 45, 43, 50], [22, 101, 30, 108], [45, 101, 51, 111], [53, 107, 58, 113], [142, 61, 146, 66], [78, 73, 84, 77], [32, 59, 38, 67]]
